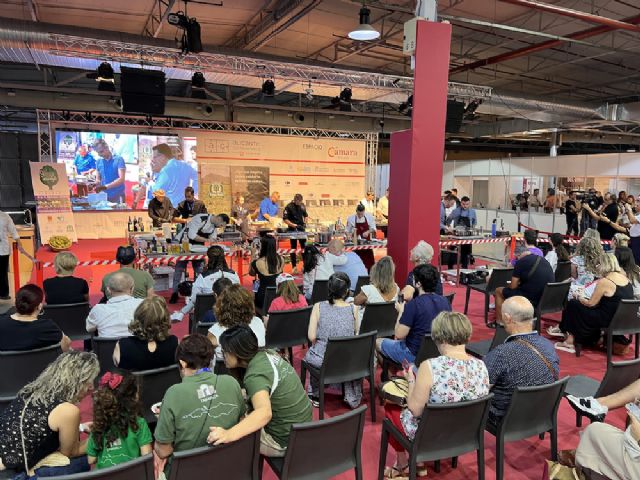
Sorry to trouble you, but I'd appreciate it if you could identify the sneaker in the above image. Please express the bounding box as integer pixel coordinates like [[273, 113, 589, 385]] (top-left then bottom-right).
[[308, 395, 319, 408], [489, 303, 495, 310], [169, 292, 179, 304], [566, 395, 608, 422], [547, 326, 565, 338]]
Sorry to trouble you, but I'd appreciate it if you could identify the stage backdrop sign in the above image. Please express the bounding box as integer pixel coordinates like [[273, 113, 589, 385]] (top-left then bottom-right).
[[196, 131, 366, 222], [30, 162, 78, 243]]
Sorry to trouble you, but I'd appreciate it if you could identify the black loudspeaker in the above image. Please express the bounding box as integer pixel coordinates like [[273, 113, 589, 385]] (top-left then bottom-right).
[[120, 67, 166, 115], [445, 100, 465, 133]]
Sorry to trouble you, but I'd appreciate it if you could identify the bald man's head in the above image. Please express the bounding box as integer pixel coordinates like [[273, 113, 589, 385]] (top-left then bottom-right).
[[502, 296, 534, 324], [328, 238, 345, 256], [107, 271, 135, 297]]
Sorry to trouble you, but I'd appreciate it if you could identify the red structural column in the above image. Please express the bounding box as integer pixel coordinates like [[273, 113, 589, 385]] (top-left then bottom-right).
[[11, 242, 20, 294], [387, 20, 452, 283]]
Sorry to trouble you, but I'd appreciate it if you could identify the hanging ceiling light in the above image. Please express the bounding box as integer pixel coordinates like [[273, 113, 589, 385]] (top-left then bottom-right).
[[261, 79, 275, 96], [348, 5, 380, 41]]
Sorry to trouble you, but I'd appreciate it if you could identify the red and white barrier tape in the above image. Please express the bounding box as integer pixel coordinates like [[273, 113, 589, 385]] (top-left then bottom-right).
[[439, 237, 512, 247], [518, 222, 612, 245]]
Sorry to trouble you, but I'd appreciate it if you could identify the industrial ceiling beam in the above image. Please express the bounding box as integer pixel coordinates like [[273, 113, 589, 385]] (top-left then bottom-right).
[[499, 0, 640, 33], [450, 13, 640, 75], [141, 0, 177, 38]]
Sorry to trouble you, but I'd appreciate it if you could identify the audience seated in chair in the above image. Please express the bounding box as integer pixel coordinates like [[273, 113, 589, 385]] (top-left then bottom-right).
[[267, 273, 308, 318], [43, 252, 89, 305], [114, 296, 178, 371], [376, 264, 451, 366], [302, 240, 349, 301], [0, 284, 71, 352], [87, 272, 143, 338], [170, 245, 240, 323], [614, 246, 640, 298], [250, 236, 285, 312], [87, 371, 152, 469], [383, 311, 490, 478], [354, 256, 399, 321], [208, 325, 312, 457], [333, 250, 368, 295], [545, 233, 570, 273], [494, 244, 554, 321], [153, 334, 245, 476], [553, 254, 633, 354], [0, 351, 99, 477], [199, 277, 233, 324], [304, 272, 362, 408], [207, 284, 265, 363], [569, 230, 604, 298], [483, 296, 560, 426], [101, 246, 154, 300], [400, 241, 443, 300]]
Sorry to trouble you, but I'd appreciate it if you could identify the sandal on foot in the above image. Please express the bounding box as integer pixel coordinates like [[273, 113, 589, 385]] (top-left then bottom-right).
[[555, 341, 576, 354], [384, 464, 409, 479], [546, 326, 565, 338]]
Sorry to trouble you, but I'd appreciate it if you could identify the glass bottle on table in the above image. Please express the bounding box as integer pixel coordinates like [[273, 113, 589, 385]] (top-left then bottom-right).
[[128, 217, 134, 232]]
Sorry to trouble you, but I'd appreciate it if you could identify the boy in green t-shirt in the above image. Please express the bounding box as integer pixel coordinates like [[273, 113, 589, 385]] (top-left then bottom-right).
[[154, 334, 245, 471], [86, 371, 153, 469]]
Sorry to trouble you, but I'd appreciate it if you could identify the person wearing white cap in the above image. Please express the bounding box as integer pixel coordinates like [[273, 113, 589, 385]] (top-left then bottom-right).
[[268, 273, 308, 315]]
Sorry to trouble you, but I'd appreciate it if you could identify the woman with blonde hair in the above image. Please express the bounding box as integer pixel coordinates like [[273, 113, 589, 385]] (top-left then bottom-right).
[[382, 311, 489, 478], [401, 241, 442, 300], [114, 296, 178, 370], [612, 233, 630, 251], [555, 254, 634, 354], [355, 257, 399, 319], [0, 351, 99, 477], [570, 230, 605, 287], [43, 251, 89, 305]]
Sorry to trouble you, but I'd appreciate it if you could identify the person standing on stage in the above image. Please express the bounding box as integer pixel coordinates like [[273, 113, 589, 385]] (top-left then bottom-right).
[[147, 190, 174, 228], [377, 188, 389, 220], [93, 138, 126, 203], [231, 195, 250, 240], [172, 186, 207, 228], [257, 192, 280, 222], [148, 143, 198, 209], [283, 194, 309, 275], [445, 196, 477, 269], [360, 190, 376, 214], [565, 191, 579, 236], [0, 211, 26, 301], [170, 213, 230, 304], [347, 204, 376, 241]]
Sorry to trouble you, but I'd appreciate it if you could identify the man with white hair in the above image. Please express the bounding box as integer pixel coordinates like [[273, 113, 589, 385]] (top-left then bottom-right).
[[87, 272, 144, 337], [401, 241, 442, 300], [483, 296, 559, 426]]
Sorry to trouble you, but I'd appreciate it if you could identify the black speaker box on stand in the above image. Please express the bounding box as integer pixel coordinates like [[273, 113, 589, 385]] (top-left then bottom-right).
[[120, 67, 166, 115]]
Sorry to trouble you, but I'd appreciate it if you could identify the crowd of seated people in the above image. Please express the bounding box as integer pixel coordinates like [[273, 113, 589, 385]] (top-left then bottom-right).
[[3, 229, 640, 480]]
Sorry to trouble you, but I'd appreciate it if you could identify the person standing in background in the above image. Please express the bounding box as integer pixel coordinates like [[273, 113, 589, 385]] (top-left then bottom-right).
[[230, 195, 250, 240], [565, 191, 579, 236], [147, 190, 174, 228], [172, 186, 207, 228], [0, 211, 26, 301], [360, 190, 376, 214], [529, 188, 541, 211], [283, 194, 309, 275], [93, 138, 126, 203], [148, 143, 198, 209], [377, 188, 389, 220], [257, 192, 280, 222], [445, 196, 477, 269], [544, 188, 556, 213]]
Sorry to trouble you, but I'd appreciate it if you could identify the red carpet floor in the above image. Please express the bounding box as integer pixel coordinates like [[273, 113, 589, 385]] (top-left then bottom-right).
[[33, 240, 633, 479]]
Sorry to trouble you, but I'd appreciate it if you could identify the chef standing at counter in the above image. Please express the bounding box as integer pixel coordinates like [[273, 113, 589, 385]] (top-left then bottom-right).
[[283, 194, 309, 274], [445, 196, 477, 269], [147, 190, 174, 228]]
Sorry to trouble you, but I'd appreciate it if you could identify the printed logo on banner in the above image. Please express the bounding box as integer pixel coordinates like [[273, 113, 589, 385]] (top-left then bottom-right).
[[206, 139, 230, 153]]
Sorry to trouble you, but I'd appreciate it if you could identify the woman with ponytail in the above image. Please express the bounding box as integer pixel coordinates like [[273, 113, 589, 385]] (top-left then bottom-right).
[[303, 272, 362, 408]]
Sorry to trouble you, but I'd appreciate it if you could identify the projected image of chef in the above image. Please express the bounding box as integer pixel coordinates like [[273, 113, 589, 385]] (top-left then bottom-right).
[[93, 138, 126, 203], [149, 143, 198, 208], [73, 144, 96, 175]]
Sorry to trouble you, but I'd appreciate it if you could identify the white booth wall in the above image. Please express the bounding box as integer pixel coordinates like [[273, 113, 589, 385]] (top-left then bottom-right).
[[445, 152, 640, 234]]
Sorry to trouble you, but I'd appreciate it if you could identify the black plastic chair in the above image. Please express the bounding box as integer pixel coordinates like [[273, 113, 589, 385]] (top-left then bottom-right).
[[190, 294, 216, 333], [91, 336, 121, 378], [262, 286, 278, 317], [534, 280, 571, 333], [380, 335, 440, 382], [360, 302, 397, 338], [311, 280, 329, 304], [466, 326, 509, 359], [564, 358, 640, 427], [300, 332, 376, 421], [464, 268, 513, 326], [444, 292, 455, 307], [555, 261, 572, 282], [354, 275, 370, 296], [0, 343, 62, 397], [43, 302, 91, 341], [195, 322, 214, 337], [169, 431, 260, 480], [486, 378, 568, 480], [264, 405, 366, 480], [604, 299, 640, 363], [133, 365, 182, 425], [378, 394, 494, 480], [47, 454, 154, 479], [265, 306, 312, 364]]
